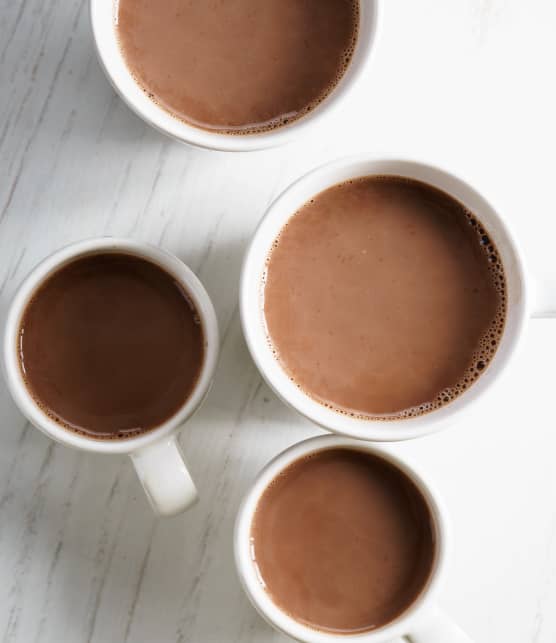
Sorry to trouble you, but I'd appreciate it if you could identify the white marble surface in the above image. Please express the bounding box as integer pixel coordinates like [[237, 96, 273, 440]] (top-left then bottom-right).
[[1, 1, 556, 641]]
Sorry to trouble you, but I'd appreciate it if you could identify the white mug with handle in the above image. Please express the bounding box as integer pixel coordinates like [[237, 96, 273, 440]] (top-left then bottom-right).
[[2, 238, 219, 517], [235, 435, 473, 642], [241, 156, 555, 442]]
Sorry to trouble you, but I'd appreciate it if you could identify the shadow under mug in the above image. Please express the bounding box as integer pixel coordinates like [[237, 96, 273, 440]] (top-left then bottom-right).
[[235, 435, 473, 643], [89, 0, 379, 152], [240, 156, 556, 442], [2, 238, 219, 517]]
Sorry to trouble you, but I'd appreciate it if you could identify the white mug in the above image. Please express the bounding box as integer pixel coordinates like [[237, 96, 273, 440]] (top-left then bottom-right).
[[2, 238, 219, 517], [89, 0, 379, 152], [235, 435, 473, 643], [240, 156, 554, 442]]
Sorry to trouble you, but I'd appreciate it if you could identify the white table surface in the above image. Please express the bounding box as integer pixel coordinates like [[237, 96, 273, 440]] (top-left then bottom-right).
[[1, 1, 556, 642]]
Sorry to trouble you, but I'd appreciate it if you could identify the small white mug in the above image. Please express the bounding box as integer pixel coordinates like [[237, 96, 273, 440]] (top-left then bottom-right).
[[89, 0, 379, 152], [240, 156, 555, 442], [235, 434, 473, 643], [2, 238, 219, 517]]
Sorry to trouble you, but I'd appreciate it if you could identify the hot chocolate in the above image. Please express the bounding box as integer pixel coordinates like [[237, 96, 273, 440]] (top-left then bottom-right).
[[264, 176, 506, 419], [117, 0, 359, 134], [18, 253, 205, 439], [251, 448, 435, 633]]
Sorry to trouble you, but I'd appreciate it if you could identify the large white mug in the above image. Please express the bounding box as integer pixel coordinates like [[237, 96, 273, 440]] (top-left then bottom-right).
[[2, 238, 219, 517], [89, 0, 379, 152], [235, 434, 472, 643], [240, 156, 554, 442]]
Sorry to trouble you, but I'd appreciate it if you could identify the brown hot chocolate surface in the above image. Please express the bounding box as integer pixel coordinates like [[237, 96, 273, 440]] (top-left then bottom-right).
[[117, 0, 359, 134], [264, 176, 506, 418], [18, 253, 205, 439], [251, 448, 435, 633]]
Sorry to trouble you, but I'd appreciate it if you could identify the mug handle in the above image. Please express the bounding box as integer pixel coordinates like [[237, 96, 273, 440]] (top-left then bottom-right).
[[130, 437, 198, 516], [532, 276, 556, 318], [407, 606, 474, 643]]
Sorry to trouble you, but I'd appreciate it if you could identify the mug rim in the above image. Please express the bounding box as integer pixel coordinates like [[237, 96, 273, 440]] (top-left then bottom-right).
[[234, 435, 450, 643], [240, 155, 530, 441], [2, 237, 220, 455], [89, 0, 380, 152]]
